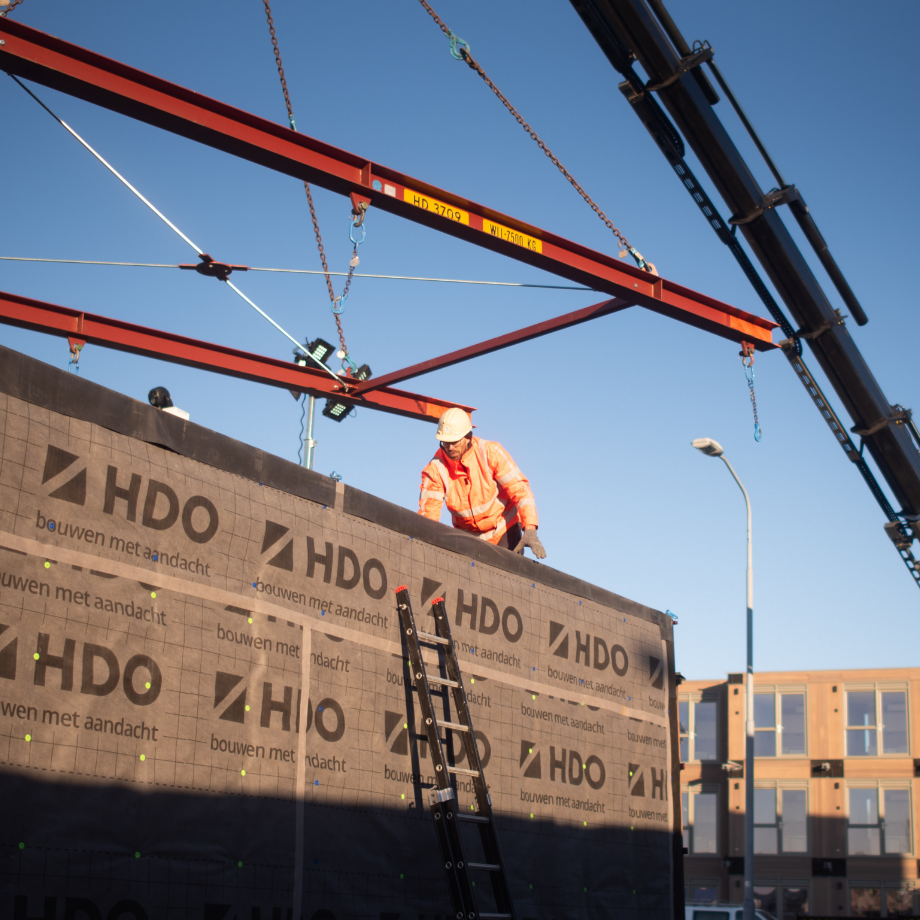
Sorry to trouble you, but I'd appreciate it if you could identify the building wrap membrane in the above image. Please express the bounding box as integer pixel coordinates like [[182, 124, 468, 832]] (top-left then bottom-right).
[[0, 344, 681, 920]]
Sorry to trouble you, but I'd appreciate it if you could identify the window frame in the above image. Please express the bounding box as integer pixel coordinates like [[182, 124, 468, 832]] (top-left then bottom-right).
[[753, 686, 808, 758], [849, 881, 918, 918], [846, 782, 914, 856], [753, 782, 810, 855], [753, 880, 811, 920], [844, 684, 910, 758], [679, 692, 721, 763], [682, 785, 720, 855]]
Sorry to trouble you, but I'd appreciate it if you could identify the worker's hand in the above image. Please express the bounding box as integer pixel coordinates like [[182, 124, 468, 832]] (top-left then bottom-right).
[[514, 528, 546, 559]]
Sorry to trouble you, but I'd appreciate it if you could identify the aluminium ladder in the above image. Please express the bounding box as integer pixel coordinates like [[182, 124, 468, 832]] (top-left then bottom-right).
[[394, 586, 517, 920]]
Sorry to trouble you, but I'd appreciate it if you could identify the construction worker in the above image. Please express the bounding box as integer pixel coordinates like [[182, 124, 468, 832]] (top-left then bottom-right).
[[418, 408, 546, 558]]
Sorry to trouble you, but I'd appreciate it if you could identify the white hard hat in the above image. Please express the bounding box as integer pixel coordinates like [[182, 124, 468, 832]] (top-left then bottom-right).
[[436, 407, 474, 443]]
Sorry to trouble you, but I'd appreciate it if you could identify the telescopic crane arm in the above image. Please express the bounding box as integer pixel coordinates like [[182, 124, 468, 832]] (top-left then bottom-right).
[[569, 0, 920, 588]]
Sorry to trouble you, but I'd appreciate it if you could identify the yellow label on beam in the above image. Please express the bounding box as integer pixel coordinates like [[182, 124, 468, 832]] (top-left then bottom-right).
[[403, 188, 469, 224], [482, 219, 542, 253]]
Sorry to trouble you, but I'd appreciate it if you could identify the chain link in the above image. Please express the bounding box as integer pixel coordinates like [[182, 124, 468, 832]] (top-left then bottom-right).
[[741, 344, 762, 441], [0, 0, 26, 17], [262, 0, 350, 356], [417, 0, 633, 255]]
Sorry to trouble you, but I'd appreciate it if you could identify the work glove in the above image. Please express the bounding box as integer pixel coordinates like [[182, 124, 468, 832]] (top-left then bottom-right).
[[514, 528, 546, 559]]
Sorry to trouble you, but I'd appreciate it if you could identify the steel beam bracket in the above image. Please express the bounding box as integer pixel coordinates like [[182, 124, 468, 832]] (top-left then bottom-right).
[[350, 192, 371, 227], [852, 406, 913, 439], [729, 185, 802, 226], [179, 253, 249, 281], [644, 44, 714, 93]]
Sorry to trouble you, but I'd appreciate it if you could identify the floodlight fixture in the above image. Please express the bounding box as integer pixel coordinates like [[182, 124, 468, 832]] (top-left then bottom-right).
[[691, 437, 724, 457], [322, 364, 372, 422]]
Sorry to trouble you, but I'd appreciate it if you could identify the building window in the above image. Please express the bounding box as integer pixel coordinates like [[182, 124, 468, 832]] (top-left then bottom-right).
[[685, 880, 720, 904], [848, 787, 913, 855], [755, 691, 806, 757], [753, 884, 810, 920], [683, 788, 718, 854], [754, 787, 808, 853], [679, 696, 719, 762], [846, 688, 909, 756], [850, 885, 918, 918]]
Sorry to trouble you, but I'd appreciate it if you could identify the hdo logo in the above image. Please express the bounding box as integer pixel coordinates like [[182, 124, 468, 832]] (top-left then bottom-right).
[[519, 740, 605, 789], [628, 763, 667, 800], [212, 671, 345, 740], [384, 710, 491, 768], [41, 445, 87, 505], [547, 621, 628, 676], [649, 656, 664, 689], [260, 521, 294, 571]]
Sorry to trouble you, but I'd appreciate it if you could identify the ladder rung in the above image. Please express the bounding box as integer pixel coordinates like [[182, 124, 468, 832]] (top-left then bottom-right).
[[437, 719, 470, 733], [457, 813, 490, 823], [427, 675, 459, 688], [446, 765, 479, 777], [467, 862, 502, 872], [417, 630, 449, 645]]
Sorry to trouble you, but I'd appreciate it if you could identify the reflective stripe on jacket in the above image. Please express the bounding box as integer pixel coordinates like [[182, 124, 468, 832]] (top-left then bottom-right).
[[418, 437, 538, 544]]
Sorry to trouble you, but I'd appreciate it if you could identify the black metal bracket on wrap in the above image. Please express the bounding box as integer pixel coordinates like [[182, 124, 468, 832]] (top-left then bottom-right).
[[644, 44, 714, 93]]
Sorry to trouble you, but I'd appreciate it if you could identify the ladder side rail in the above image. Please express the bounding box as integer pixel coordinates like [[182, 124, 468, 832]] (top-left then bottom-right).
[[431, 599, 518, 920], [395, 588, 479, 919]]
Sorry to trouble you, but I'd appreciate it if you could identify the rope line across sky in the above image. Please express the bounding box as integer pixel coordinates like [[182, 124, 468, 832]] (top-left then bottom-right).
[[0, 257, 593, 290]]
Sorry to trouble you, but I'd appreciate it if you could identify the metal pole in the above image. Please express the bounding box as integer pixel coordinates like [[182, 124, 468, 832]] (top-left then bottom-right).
[[303, 395, 317, 470], [720, 455, 754, 920]]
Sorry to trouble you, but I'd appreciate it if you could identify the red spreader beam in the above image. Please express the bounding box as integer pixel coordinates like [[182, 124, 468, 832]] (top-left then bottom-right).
[[0, 290, 472, 424], [356, 297, 633, 394], [0, 19, 776, 350]]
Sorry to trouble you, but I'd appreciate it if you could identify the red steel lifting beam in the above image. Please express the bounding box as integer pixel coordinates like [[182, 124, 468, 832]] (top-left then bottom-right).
[[0, 19, 776, 350], [0, 290, 472, 424], [356, 297, 632, 393]]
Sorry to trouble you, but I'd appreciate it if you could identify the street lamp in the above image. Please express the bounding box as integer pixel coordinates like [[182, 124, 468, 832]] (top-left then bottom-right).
[[691, 437, 754, 920]]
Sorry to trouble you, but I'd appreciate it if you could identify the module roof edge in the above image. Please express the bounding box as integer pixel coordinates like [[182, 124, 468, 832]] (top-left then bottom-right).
[[0, 343, 670, 636]]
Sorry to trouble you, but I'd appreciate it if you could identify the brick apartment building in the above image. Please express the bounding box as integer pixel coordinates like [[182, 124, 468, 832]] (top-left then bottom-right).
[[679, 668, 918, 918]]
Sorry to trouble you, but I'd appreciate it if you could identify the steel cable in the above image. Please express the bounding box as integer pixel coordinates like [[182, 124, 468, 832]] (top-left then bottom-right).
[[8, 75, 341, 383]]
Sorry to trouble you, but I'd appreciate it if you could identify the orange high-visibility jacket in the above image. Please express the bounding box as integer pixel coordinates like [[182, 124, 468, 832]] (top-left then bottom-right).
[[418, 437, 538, 544]]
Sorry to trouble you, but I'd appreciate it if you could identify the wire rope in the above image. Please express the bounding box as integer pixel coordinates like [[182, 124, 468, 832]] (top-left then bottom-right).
[[0, 256, 592, 289], [8, 74, 341, 383]]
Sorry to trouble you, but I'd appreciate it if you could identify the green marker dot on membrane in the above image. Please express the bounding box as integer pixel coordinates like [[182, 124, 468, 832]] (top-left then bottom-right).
[[135, 852, 140, 859], [400, 874, 404, 880], [150, 592, 156, 599], [583, 821, 587, 826], [25, 734, 31, 742], [245, 705, 250, 712], [145, 682, 151, 690], [401, 794, 405, 800], [139, 754, 146, 762], [530, 813, 534, 819], [403, 723, 407, 729], [18, 843, 24, 850], [44, 562, 51, 569], [238, 861, 243, 868], [471, 678, 475, 684], [248, 618, 253, 624], [33, 653, 39, 660], [241, 769, 246, 776]]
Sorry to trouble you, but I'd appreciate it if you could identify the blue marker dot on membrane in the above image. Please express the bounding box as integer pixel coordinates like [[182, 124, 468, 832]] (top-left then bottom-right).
[[48, 522, 55, 531], [152, 555, 158, 562], [314, 780, 319, 786], [252, 582, 257, 588]]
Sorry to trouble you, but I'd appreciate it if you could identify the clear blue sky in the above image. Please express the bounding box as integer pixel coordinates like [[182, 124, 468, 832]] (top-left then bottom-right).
[[1, 0, 917, 678]]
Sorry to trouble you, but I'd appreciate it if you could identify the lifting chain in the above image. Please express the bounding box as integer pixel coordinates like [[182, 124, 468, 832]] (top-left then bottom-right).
[[417, 0, 652, 270], [740, 342, 762, 442], [0, 0, 26, 17], [262, 0, 353, 357]]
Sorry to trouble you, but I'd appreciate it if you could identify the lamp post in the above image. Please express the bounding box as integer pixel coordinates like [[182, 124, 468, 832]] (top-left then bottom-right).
[[691, 438, 754, 920]]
